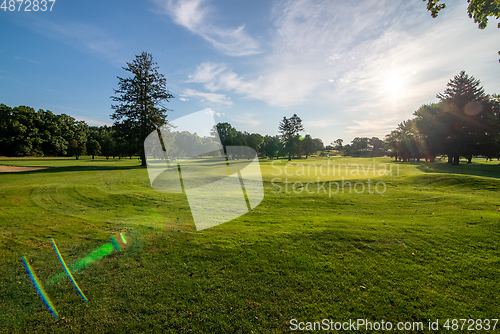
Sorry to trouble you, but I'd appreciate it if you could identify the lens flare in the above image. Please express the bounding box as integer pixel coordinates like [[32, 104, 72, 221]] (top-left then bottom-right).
[[46, 243, 114, 285], [46, 233, 129, 285], [51, 238, 88, 302], [21, 255, 59, 319], [110, 235, 123, 251], [464, 101, 483, 115]]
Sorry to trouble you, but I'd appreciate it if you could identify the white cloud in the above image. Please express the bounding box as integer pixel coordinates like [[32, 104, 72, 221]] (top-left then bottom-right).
[[185, 1, 428, 107], [153, 0, 261, 56], [76, 117, 112, 127], [179, 97, 189, 101], [181, 88, 233, 105], [186, 0, 499, 139], [229, 113, 261, 127], [304, 119, 338, 129], [204, 108, 225, 117], [188, 61, 317, 106]]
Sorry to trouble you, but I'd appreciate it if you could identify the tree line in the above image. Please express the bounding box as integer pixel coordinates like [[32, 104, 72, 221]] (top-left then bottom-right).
[[383, 71, 500, 164], [0, 104, 132, 160], [327, 72, 500, 164], [327, 137, 386, 157], [0, 103, 325, 160], [215, 119, 324, 161]]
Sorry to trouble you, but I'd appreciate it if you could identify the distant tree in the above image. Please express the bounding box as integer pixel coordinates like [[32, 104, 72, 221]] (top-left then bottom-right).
[[351, 137, 369, 156], [101, 135, 115, 159], [313, 138, 324, 152], [39, 110, 67, 156], [214, 122, 238, 155], [385, 131, 400, 161], [369, 137, 384, 157], [173, 131, 202, 158], [245, 132, 264, 157], [333, 139, 343, 151], [341, 144, 352, 156], [57, 114, 88, 156], [0, 104, 10, 156], [68, 139, 86, 160], [262, 135, 282, 159], [87, 139, 101, 160], [413, 103, 446, 162], [278, 114, 304, 161], [302, 134, 315, 158], [111, 52, 174, 166]]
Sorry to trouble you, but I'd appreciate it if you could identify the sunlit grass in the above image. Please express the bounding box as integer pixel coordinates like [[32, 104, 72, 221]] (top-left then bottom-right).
[[1, 156, 499, 332]]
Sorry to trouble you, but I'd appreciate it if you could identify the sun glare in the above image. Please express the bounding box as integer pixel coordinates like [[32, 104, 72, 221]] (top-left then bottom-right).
[[381, 71, 415, 98], [385, 77, 404, 94]]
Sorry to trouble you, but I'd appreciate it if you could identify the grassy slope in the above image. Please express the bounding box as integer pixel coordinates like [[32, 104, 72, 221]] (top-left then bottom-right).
[[0, 157, 499, 333]]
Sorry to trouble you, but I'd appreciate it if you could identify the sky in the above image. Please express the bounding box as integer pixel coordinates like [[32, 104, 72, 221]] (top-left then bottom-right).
[[1, 0, 499, 145]]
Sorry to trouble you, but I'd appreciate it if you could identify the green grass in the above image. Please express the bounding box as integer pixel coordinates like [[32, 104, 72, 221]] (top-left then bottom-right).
[[1, 156, 500, 333]]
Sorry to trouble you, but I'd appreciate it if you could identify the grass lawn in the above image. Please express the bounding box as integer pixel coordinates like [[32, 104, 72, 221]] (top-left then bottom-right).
[[1, 156, 500, 333]]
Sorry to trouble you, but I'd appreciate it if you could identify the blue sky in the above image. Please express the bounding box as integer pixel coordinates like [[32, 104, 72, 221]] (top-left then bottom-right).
[[1, 0, 499, 144]]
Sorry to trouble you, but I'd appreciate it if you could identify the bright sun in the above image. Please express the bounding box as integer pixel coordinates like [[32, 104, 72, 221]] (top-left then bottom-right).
[[385, 77, 404, 95]]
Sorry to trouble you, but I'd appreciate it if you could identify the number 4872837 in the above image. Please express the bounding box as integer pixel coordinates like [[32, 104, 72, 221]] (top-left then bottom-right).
[[1, 0, 56, 11]]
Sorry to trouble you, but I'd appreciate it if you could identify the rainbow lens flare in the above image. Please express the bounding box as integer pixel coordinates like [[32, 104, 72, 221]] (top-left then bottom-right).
[[24, 233, 129, 318], [464, 101, 483, 115], [51, 238, 88, 302], [120, 232, 127, 245], [21, 255, 59, 319], [46, 233, 129, 285]]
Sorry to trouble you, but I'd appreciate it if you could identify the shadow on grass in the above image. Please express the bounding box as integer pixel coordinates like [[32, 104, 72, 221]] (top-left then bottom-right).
[[416, 160, 500, 179], [0, 164, 147, 175]]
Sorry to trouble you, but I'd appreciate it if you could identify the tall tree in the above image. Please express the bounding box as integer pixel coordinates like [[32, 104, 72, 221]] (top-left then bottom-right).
[[111, 52, 174, 166], [436, 71, 487, 164], [278, 114, 304, 161]]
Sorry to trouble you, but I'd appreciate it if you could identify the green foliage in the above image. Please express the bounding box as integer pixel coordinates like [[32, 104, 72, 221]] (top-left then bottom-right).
[[0, 104, 93, 157], [425, 0, 500, 28], [333, 138, 343, 150], [214, 122, 237, 150], [261, 135, 283, 159], [332, 137, 385, 157], [424, 0, 446, 18], [86, 139, 101, 160], [301, 134, 315, 158], [467, 0, 500, 29], [212, 123, 267, 159], [67, 139, 87, 160]]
